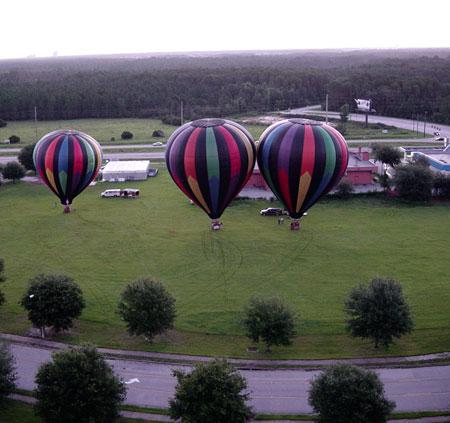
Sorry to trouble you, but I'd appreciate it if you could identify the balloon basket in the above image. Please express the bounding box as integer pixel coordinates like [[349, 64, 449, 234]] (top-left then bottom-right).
[[63, 205, 71, 214], [211, 220, 223, 231], [290, 219, 300, 231]]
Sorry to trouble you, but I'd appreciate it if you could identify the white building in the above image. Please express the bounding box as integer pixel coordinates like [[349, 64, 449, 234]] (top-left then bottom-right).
[[102, 160, 151, 182]]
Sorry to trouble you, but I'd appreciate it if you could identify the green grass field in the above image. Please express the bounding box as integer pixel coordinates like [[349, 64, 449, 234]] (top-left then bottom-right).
[[1, 172, 450, 358], [0, 117, 425, 149]]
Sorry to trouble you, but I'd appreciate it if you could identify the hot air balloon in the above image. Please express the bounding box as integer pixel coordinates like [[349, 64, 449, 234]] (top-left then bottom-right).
[[166, 118, 256, 229], [257, 119, 348, 230], [33, 129, 103, 213]]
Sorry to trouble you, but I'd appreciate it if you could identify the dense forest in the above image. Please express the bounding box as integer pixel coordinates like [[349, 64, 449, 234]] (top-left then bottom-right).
[[0, 49, 449, 124]]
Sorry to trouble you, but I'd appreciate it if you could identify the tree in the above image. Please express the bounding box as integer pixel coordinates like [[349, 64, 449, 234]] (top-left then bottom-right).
[[372, 144, 402, 168], [242, 297, 296, 352], [18, 143, 36, 171], [20, 274, 85, 338], [118, 278, 176, 342], [8, 135, 20, 144], [1, 162, 25, 183], [309, 364, 395, 423], [393, 163, 433, 202], [433, 172, 450, 199], [0, 259, 6, 306], [169, 359, 253, 423], [35, 345, 126, 423], [0, 119, 6, 128], [339, 103, 349, 124], [345, 278, 414, 349], [0, 343, 16, 402]]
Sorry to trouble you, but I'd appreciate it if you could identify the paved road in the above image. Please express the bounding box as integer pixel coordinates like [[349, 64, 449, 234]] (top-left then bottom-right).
[[11, 344, 450, 414], [288, 106, 450, 139], [0, 151, 167, 165]]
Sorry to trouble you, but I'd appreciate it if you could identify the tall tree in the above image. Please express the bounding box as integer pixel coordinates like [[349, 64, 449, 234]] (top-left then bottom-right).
[[35, 345, 126, 423], [170, 359, 253, 423], [1, 162, 25, 183], [242, 297, 296, 352], [18, 143, 36, 171], [309, 364, 395, 423], [118, 278, 176, 342], [20, 274, 85, 338], [345, 278, 414, 349]]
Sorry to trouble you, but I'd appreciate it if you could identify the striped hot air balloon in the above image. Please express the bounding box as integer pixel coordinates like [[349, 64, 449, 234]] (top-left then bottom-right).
[[166, 118, 256, 228], [257, 119, 348, 228], [33, 129, 103, 212]]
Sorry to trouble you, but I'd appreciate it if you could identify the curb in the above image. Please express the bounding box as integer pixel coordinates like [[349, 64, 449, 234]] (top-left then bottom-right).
[[2, 332, 450, 370]]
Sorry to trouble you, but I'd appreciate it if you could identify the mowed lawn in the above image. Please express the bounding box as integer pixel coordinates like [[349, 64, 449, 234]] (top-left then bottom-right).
[[1, 172, 450, 358], [0, 118, 179, 146]]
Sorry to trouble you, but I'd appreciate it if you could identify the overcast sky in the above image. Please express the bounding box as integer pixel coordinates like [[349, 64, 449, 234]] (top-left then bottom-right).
[[1, 0, 449, 59]]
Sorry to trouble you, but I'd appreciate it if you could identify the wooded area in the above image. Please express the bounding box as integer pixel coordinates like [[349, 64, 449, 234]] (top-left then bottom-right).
[[0, 49, 449, 123]]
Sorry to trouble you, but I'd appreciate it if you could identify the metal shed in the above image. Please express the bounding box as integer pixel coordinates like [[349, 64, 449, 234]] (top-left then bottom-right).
[[101, 160, 150, 182]]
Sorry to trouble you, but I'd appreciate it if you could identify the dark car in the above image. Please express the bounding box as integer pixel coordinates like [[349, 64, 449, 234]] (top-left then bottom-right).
[[260, 207, 287, 216]]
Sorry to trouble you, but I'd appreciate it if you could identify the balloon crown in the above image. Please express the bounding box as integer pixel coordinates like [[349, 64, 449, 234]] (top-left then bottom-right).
[[191, 118, 226, 128]]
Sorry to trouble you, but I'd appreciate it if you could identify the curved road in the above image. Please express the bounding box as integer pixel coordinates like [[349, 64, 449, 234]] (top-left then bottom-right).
[[288, 106, 450, 139], [11, 343, 450, 414]]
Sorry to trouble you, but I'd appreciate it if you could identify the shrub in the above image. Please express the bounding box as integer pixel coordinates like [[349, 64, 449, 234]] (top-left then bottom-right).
[[118, 278, 176, 342], [309, 364, 395, 423], [110, 136, 115, 142], [0, 343, 16, 401], [121, 131, 133, 140], [393, 163, 433, 202], [1, 162, 25, 182], [161, 115, 181, 126], [242, 296, 296, 352], [20, 274, 85, 338], [335, 179, 354, 199], [345, 278, 414, 349], [152, 129, 165, 137], [35, 345, 126, 423], [8, 135, 20, 144], [170, 359, 253, 423]]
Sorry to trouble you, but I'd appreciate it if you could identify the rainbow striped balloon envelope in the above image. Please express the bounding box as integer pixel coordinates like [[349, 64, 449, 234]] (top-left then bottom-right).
[[33, 129, 103, 212], [257, 119, 349, 219], [166, 118, 256, 221]]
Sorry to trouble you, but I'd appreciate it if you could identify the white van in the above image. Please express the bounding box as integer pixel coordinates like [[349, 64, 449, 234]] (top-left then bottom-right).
[[101, 189, 122, 198]]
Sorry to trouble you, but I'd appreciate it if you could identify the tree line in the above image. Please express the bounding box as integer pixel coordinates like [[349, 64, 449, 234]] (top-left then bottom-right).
[[0, 51, 449, 123], [0, 261, 405, 422]]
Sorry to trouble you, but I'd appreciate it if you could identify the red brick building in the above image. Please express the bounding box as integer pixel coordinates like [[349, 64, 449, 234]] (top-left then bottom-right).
[[245, 147, 377, 191]]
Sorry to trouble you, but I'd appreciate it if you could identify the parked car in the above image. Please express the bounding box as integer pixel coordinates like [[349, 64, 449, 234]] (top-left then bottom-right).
[[260, 207, 288, 216], [152, 142, 164, 146], [148, 168, 159, 177], [122, 188, 140, 198], [101, 189, 122, 198], [101, 189, 140, 198]]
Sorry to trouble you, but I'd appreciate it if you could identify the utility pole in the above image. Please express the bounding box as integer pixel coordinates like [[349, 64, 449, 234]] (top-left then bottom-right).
[[34, 106, 38, 141], [180, 100, 184, 126], [325, 94, 328, 124], [423, 112, 427, 137]]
